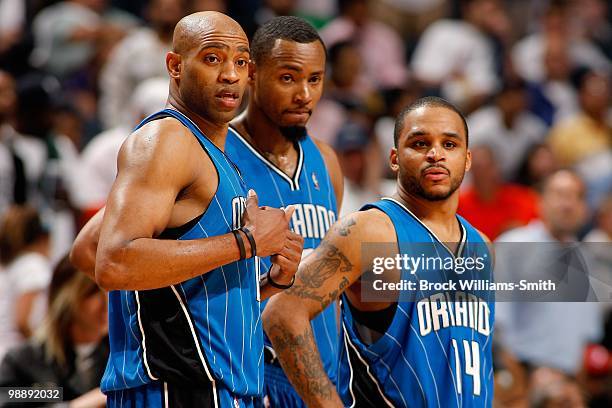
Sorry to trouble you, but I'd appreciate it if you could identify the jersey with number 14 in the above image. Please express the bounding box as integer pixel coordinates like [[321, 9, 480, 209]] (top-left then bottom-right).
[[338, 198, 495, 408], [225, 127, 340, 385]]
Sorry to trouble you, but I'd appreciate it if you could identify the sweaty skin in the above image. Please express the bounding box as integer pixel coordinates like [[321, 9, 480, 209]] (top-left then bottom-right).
[[263, 106, 492, 407], [75, 12, 303, 297], [231, 37, 343, 217]]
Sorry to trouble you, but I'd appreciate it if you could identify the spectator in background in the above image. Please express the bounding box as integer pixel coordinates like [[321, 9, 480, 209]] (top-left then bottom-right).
[[528, 36, 579, 126], [0, 71, 48, 213], [512, 0, 610, 84], [0, 0, 25, 56], [495, 170, 602, 377], [529, 367, 586, 407], [0, 70, 21, 213], [335, 121, 381, 217], [374, 85, 420, 178], [99, 0, 186, 129], [77, 77, 169, 218], [515, 143, 558, 189], [548, 69, 611, 168], [320, 0, 408, 90], [308, 41, 379, 145], [584, 195, 612, 303], [469, 77, 547, 181], [30, 0, 138, 81], [572, 0, 612, 61], [459, 145, 538, 240], [0, 255, 108, 408], [254, 0, 298, 27], [0, 206, 51, 361], [411, 0, 508, 113]]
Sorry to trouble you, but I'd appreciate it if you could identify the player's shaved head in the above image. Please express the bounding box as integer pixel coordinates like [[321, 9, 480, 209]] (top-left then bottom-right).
[[172, 11, 246, 55]]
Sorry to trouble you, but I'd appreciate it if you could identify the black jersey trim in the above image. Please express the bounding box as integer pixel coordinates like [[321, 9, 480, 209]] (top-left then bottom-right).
[[342, 321, 395, 408]]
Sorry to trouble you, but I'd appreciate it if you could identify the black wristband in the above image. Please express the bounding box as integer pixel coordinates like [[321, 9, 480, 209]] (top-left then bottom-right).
[[232, 229, 246, 260], [240, 226, 257, 258], [266, 268, 295, 290]]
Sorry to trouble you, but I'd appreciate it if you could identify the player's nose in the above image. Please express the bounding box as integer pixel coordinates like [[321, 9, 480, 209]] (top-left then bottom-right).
[[294, 82, 312, 104], [219, 60, 240, 83]]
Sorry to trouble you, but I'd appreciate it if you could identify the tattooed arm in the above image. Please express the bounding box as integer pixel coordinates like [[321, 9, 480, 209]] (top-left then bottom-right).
[[263, 211, 381, 407]]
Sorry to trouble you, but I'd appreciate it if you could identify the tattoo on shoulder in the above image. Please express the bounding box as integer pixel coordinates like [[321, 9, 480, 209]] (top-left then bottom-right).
[[337, 217, 356, 236]]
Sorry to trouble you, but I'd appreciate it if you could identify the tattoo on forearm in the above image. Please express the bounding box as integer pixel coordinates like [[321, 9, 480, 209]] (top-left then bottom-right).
[[286, 276, 350, 311], [268, 324, 335, 402], [337, 217, 356, 236], [300, 241, 352, 287], [284, 237, 353, 310]]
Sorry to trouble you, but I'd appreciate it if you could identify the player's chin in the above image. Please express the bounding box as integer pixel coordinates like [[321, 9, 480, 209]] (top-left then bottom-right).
[[212, 109, 239, 123], [421, 185, 452, 201]]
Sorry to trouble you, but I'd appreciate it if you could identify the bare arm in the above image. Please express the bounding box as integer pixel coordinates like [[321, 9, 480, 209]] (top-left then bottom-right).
[[95, 120, 291, 291], [263, 213, 374, 407], [71, 207, 105, 281], [76, 206, 302, 297]]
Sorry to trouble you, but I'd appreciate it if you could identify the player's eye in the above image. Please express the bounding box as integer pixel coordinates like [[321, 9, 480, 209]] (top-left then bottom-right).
[[309, 76, 321, 84], [204, 55, 220, 64], [236, 58, 248, 67], [444, 141, 456, 149], [280, 74, 293, 83], [413, 140, 427, 148]]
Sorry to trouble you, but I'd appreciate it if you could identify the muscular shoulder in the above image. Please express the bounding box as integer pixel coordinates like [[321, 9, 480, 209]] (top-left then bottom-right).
[[331, 209, 396, 244], [116, 117, 206, 187]]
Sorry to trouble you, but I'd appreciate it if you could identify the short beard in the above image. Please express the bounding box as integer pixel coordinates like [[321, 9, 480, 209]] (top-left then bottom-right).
[[279, 126, 308, 142], [400, 170, 464, 201]]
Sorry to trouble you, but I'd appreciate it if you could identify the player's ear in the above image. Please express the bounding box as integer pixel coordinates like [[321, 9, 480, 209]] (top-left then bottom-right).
[[167, 52, 182, 79], [465, 149, 472, 173], [248, 61, 256, 83], [390, 147, 399, 173]]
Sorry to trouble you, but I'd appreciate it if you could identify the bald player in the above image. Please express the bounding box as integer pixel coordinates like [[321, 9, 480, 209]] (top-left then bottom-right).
[[88, 12, 303, 407]]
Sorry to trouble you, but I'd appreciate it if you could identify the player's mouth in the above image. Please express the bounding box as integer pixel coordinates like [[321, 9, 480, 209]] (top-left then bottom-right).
[[215, 90, 240, 109], [284, 109, 311, 122], [422, 166, 449, 181]]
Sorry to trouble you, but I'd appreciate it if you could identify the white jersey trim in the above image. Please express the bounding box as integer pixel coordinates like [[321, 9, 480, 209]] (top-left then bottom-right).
[[170, 285, 219, 408], [228, 126, 304, 191], [342, 320, 395, 408], [381, 197, 467, 259], [134, 291, 159, 381]]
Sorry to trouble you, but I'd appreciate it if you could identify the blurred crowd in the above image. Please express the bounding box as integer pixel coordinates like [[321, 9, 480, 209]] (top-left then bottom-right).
[[0, 0, 610, 406]]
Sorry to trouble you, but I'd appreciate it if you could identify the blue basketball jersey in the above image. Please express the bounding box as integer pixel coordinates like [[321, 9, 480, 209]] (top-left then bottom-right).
[[101, 109, 263, 401], [338, 198, 495, 408], [225, 127, 340, 385]]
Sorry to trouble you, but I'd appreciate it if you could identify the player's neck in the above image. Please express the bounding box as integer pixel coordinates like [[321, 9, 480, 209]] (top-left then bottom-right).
[[243, 104, 297, 158], [166, 100, 228, 151], [393, 187, 459, 225]]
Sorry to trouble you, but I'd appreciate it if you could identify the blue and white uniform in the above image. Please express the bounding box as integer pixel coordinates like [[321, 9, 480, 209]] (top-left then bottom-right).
[[103, 109, 262, 408], [226, 127, 339, 407], [338, 197, 495, 408]]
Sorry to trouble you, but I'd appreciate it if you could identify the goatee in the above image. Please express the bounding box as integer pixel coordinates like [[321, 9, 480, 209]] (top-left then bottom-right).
[[279, 126, 308, 142]]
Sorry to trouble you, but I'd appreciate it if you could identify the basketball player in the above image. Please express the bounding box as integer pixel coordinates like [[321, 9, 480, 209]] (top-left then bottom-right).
[[263, 97, 495, 407], [226, 16, 343, 407], [84, 12, 304, 407], [73, 15, 343, 407]]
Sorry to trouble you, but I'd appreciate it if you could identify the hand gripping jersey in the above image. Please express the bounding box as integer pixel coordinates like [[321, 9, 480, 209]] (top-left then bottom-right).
[[101, 109, 263, 403], [338, 198, 495, 408], [225, 128, 340, 393]]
